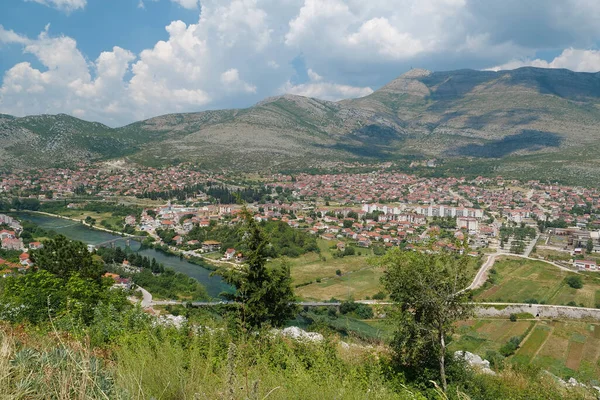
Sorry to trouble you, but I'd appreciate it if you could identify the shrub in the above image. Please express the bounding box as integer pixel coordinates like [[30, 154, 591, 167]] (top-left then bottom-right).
[[566, 301, 577, 307], [372, 291, 387, 300], [484, 350, 505, 369], [335, 269, 342, 276], [565, 275, 583, 289], [499, 336, 522, 357], [339, 301, 374, 319], [509, 313, 517, 322], [524, 298, 539, 304]]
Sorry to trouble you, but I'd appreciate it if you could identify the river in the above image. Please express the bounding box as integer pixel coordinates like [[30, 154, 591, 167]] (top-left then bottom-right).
[[15, 212, 231, 299]]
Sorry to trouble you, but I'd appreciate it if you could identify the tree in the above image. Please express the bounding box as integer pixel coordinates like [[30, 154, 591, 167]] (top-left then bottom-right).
[[565, 275, 583, 289], [379, 248, 473, 392], [586, 238, 594, 254], [31, 235, 103, 281], [217, 206, 297, 329]]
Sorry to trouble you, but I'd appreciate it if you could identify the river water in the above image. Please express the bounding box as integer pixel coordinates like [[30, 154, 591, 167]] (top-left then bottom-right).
[[15, 212, 231, 299]]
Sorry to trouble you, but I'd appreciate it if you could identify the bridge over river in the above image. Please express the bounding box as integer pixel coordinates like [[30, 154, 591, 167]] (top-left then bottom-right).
[[94, 236, 147, 248]]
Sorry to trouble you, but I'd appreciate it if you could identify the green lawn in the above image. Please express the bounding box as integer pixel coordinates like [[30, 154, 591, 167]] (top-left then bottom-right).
[[474, 257, 600, 307], [451, 318, 600, 384]]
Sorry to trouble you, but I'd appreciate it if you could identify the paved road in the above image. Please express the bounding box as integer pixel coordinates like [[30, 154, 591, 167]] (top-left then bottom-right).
[[137, 295, 600, 321], [134, 287, 153, 308]]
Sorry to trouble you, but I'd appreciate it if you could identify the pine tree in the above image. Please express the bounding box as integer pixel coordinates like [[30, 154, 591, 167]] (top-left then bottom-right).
[[218, 206, 297, 328]]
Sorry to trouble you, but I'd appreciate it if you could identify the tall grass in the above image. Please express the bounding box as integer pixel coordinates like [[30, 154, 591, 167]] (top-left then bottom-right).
[[112, 326, 412, 400], [0, 325, 124, 399], [0, 321, 597, 400]]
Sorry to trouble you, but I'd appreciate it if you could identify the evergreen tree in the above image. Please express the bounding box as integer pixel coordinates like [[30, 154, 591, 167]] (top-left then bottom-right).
[[217, 206, 297, 328], [31, 235, 103, 281]]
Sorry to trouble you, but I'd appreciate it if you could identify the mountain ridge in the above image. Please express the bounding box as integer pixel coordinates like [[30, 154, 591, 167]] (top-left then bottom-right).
[[2, 66, 600, 181]]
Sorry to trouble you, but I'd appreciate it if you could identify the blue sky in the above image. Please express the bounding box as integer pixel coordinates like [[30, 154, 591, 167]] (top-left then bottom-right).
[[1, 0, 600, 126]]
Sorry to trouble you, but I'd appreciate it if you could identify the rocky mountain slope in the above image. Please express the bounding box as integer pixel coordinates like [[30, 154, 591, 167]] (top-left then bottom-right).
[[2, 67, 600, 176]]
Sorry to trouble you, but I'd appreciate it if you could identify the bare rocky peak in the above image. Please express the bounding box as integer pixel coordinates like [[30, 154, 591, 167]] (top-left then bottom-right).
[[400, 68, 432, 79], [375, 68, 432, 97], [257, 93, 336, 109]]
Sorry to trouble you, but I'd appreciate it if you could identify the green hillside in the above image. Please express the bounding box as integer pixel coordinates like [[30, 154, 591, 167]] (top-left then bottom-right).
[[2, 67, 600, 182]]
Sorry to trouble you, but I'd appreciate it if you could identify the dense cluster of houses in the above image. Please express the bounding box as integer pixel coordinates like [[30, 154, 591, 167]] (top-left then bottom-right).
[[0, 164, 217, 199]]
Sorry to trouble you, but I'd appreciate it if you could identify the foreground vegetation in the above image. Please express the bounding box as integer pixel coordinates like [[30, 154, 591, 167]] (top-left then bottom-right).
[[0, 316, 596, 400]]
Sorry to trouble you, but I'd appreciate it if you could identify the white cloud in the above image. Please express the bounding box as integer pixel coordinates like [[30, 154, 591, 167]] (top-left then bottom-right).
[[347, 17, 423, 60], [25, 0, 86, 13], [487, 48, 600, 72], [0, 1, 272, 125], [5, 1, 600, 126], [0, 25, 30, 45], [221, 68, 257, 93], [171, 0, 199, 9], [137, 0, 159, 9], [307, 69, 322, 81], [282, 68, 373, 101]]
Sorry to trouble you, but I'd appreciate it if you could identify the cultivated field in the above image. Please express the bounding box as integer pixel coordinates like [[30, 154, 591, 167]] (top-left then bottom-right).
[[475, 257, 600, 308], [451, 318, 600, 383]]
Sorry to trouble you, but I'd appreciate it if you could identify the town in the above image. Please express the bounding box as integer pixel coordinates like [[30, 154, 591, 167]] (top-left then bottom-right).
[[3, 164, 600, 279]]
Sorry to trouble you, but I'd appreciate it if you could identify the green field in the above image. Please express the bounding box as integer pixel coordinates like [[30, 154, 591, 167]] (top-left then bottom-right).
[[273, 239, 381, 300], [475, 257, 600, 307], [288, 242, 482, 301], [451, 318, 600, 383]]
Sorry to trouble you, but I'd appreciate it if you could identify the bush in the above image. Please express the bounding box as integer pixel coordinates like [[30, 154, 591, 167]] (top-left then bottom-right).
[[484, 350, 505, 369], [335, 269, 342, 276], [372, 291, 387, 300], [499, 336, 522, 357], [339, 301, 374, 319], [566, 301, 577, 307], [524, 298, 539, 304], [565, 275, 583, 289], [509, 313, 517, 322]]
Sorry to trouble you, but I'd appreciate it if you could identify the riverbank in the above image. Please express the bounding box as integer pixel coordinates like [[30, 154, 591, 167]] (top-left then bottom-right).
[[12, 212, 232, 298], [25, 210, 138, 239]]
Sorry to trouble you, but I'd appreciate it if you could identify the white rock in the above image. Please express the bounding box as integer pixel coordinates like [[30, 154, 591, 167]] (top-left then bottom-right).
[[280, 326, 324, 342], [454, 351, 496, 375]]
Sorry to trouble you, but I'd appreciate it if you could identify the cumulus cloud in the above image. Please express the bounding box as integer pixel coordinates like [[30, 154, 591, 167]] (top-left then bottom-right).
[[25, 0, 86, 13], [487, 48, 600, 72], [4, 0, 600, 125], [221, 69, 257, 93], [347, 17, 423, 60], [0, 1, 273, 125], [171, 0, 199, 9], [282, 68, 373, 101]]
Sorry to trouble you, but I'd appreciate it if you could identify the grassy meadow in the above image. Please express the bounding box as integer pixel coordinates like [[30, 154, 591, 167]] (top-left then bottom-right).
[[276, 239, 383, 301], [283, 239, 483, 301], [475, 257, 600, 307]]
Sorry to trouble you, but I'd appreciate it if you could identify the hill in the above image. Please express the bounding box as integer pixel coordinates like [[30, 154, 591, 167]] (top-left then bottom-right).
[[2, 67, 600, 181]]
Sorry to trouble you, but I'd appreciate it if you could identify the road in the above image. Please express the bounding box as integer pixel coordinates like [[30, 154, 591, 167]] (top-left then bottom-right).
[[132, 286, 153, 308], [134, 293, 600, 321]]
